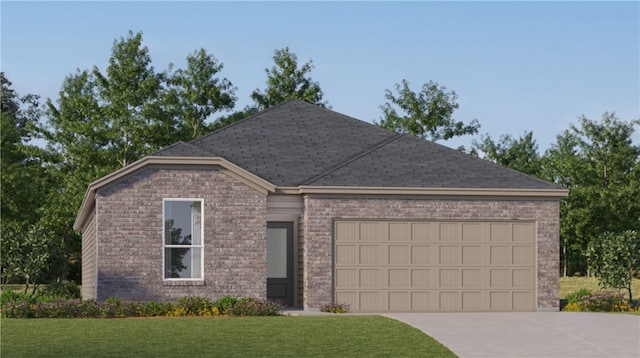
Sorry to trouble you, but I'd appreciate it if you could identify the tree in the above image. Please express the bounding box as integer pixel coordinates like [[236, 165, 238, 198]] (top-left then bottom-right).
[[0, 72, 51, 231], [1, 224, 63, 294], [587, 230, 640, 305], [166, 49, 236, 139], [542, 113, 640, 276], [250, 47, 327, 110], [472, 131, 542, 177], [92, 30, 171, 167], [42, 31, 238, 281], [377, 79, 480, 142]]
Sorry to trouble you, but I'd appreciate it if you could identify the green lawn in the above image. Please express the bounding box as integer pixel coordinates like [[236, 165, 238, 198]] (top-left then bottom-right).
[[559, 276, 640, 300], [1, 316, 456, 357]]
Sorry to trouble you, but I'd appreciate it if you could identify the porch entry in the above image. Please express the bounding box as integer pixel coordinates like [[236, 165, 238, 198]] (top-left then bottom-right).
[[266, 222, 294, 306]]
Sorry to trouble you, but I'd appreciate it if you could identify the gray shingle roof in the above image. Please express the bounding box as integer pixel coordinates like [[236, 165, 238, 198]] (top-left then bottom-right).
[[155, 100, 561, 190]]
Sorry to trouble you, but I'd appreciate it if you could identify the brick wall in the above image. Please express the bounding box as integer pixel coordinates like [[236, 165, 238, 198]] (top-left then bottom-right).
[[94, 167, 268, 301], [301, 196, 560, 310]]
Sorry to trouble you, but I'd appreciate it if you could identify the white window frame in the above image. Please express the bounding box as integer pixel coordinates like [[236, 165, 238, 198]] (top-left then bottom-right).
[[162, 198, 204, 281]]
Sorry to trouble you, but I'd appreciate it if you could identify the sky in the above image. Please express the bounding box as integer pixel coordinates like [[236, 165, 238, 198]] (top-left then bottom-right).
[[2, 1, 639, 152]]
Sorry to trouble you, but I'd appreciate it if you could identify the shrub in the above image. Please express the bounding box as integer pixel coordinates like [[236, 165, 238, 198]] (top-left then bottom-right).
[[214, 295, 239, 315], [139, 301, 174, 317], [173, 296, 214, 316], [40, 281, 81, 300], [0, 290, 36, 307], [562, 289, 635, 312], [320, 302, 351, 313], [1, 295, 284, 318], [565, 288, 594, 304], [99, 297, 141, 318], [228, 297, 283, 316]]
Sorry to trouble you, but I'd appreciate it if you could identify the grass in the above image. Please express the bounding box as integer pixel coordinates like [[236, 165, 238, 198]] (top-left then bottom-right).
[[0, 316, 456, 358], [559, 276, 640, 300]]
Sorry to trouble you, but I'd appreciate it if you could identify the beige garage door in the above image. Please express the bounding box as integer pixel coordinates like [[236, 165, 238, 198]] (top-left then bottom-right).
[[334, 221, 536, 312]]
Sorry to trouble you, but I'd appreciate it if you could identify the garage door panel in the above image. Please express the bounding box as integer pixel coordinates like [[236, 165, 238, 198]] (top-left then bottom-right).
[[439, 292, 459, 311], [462, 292, 483, 311], [389, 223, 410, 241], [439, 246, 459, 265], [335, 220, 535, 312], [490, 223, 512, 242], [513, 223, 534, 242], [490, 246, 511, 265], [335, 222, 357, 241], [335, 269, 356, 287], [359, 292, 379, 311], [360, 222, 381, 241], [359, 269, 379, 287], [462, 246, 482, 265], [389, 292, 409, 311], [513, 292, 534, 310], [336, 245, 357, 264], [513, 246, 533, 265], [439, 223, 461, 242], [462, 269, 481, 288], [439, 269, 459, 287], [411, 292, 431, 310], [411, 223, 431, 241], [411, 269, 431, 287], [513, 269, 534, 288], [490, 269, 511, 288], [389, 269, 409, 287], [389, 245, 409, 264], [462, 223, 483, 242], [411, 245, 431, 264], [359, 245, 379, 264], [490, 291, 511, 310]]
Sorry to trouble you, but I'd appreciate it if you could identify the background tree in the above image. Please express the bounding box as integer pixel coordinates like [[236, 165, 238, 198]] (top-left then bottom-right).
[[1, 73, 51, 231], [472, 131, 542, 177], [542, 113, 640, 276], [587, 230, 640, 305], [92, 31, 171, 167], [165, 48, 236, 139], [377, 79, 480, 142], [41, 31, 236, 282], [250, 47, 327, 110], [1, 224, 63, 294]]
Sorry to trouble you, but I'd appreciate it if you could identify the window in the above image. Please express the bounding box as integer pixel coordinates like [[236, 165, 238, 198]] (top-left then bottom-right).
[[163, 199, 203, 279]]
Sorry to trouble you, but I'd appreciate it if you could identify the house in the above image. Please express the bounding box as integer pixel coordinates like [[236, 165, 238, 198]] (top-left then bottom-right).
[[74, 100, 567, 312]]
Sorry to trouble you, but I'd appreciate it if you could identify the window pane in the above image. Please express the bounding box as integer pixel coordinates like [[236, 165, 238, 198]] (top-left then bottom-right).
[[191, 201, 202, 246], [165, 201, 194, 245], [267, 228, 287, 278], [165, 247, 201, 279]]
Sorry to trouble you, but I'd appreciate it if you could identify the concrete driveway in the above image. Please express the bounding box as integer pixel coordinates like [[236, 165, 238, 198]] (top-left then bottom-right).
[[385, 312, 640, 358]]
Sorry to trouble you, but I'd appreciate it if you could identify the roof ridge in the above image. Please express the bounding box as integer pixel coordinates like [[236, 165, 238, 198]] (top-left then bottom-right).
[[302, 133, 405, 185]]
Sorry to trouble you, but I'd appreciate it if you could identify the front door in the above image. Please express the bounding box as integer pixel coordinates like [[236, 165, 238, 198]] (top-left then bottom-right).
[[267, 222, 294, 306]]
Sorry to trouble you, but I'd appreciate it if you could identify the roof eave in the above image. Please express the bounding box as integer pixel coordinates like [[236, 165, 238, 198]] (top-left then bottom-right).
[[276, 186, 569, 198], [73, 156, 276, 231]]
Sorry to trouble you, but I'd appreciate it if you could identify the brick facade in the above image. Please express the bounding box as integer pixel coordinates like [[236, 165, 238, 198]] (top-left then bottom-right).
[[86, 167, 561, 310], [301, 196, 560, 310], [93, 167, 267, 301]]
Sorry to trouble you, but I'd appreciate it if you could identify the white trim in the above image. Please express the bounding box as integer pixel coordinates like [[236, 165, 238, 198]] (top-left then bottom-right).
[[162, 198, 205, 281], [278, 186, 569, 197]]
